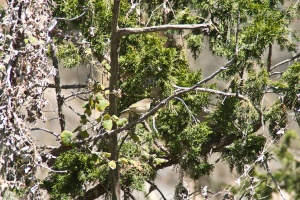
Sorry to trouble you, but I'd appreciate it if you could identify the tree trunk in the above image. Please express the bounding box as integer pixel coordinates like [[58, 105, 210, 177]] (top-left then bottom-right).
[[109, 1, 121, 199]]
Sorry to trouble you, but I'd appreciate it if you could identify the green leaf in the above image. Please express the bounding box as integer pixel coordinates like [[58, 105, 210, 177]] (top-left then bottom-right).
[[153, 158, 167, 166], [85, 48, 92, 55], [60, 130, 74, 146], [95, 93, 104, 101], [73, 126, 82, 132], [103, 152, 111, 158], [102, 120, 113, 130], [116, 118, 128, 126], [131, 133, 141, 144], [80, 115, 88, 125], [118, 157, 128, 165], [79, 130, 89, 139], [104, 63, 111, 71], [82, 102, 89, 108], [100, 84, 106, 90], [112, 115, 119, 121], [84, 108, 92, 116], [108, 160, 116, 169], [96, 116, 102, 123], [104, 90, 110, 95], [97, 99, 110, 111], [103, 114, 111, 120]]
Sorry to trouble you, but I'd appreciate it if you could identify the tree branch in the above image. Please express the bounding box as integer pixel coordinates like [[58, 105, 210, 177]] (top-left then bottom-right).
[[267, 43, 272, 72], [31, 128, 59, 139], [264, 160, 286, 200], [47, 84, 88, 89], [172, 86, 263, 116], [270, 52, 300, 71], [118, 23, 211, 36], [55, 8, 88, 21], [50, 43, 65, 133]]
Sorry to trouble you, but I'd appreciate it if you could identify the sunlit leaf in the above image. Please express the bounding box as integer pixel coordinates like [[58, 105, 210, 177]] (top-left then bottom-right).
[[60, 130, 74, 146], [102, 120, 113, 130], [97, 99, 110, 111], [108, 160, 116, 169], [116, 118, 128, 126], [103, 152, 111, 158], [119, 157, 128, 165]]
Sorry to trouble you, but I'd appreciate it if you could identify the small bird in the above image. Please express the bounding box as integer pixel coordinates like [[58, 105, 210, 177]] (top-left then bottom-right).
[[120, 98, 152, 115]]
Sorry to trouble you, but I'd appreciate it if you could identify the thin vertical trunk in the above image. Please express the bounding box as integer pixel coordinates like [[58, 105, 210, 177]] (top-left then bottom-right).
[[51, 44, 65, 132], [109, 1, 121, 199]]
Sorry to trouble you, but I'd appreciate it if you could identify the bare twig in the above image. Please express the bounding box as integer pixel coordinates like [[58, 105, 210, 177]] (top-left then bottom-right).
[[154, 139, 170, 156], [270, 71, 283, 76], [173, 86, 263, 117], [55, 8, 88, 21], [108, 0, 122, 199], [64, 90, 91, 101], [174, 97, 199, 123], [146, 3, 164, 26], [145, 180, 167, 200], [65, 104, 82, 116], [270, 52, 300, 71], [31, 128, 59, 138], [36, 163, 67, 173], [264, 160, 286, 200]]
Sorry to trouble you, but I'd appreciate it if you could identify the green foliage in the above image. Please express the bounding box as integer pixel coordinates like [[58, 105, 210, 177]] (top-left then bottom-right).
[[222, 135, 266, 173], [44, 150, 108, 199], [185, 33, 203, 59], [265, 100, 288, 139], [244, 68, 269, 105], [272, 131, 300, 199], [118, 33, 192, 108], [272, 63, 300, 111], [56, 42, 81, 68]]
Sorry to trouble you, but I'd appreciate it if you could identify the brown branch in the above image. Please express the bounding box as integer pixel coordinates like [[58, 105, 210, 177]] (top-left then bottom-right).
[[47, 84, 88, 89], [50, 43, 65, 133], [267, 43, 272, 72], [118, 23, 211, 36]]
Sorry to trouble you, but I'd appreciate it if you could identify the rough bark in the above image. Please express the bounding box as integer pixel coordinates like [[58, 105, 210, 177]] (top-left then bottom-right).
[[108, 0, 121, 199]]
